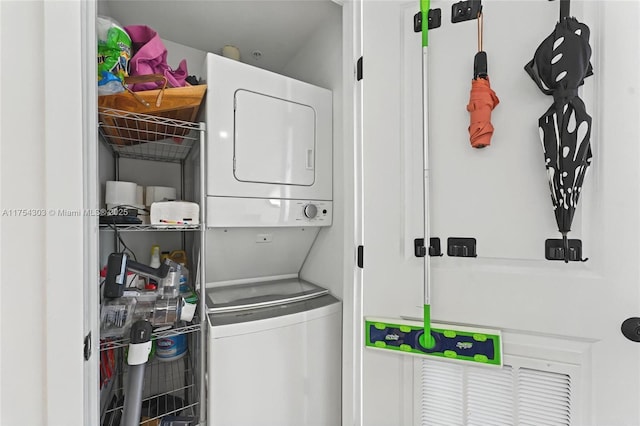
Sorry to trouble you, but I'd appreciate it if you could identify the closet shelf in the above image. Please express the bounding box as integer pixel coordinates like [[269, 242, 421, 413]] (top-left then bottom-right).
[[100, 323, 201, 352], [98, 107, 203, 163], [99, 224, 201, 232], [101, 346, 200, 426]]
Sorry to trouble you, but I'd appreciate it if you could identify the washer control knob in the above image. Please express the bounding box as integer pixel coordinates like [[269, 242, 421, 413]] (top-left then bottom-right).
[[303, 204, 318, 219]]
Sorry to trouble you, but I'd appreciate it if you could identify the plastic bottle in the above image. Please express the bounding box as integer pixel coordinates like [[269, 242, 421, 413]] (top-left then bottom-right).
[[169, 250, 188, 266], [177, 264, 189, 291], [150, 245, 161, 268], [161, 261, 180, 299], [147, 245, 161, 291]]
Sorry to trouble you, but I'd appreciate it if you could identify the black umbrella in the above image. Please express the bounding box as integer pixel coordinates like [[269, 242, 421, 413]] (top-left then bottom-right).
[[524, 0, 593, 262]]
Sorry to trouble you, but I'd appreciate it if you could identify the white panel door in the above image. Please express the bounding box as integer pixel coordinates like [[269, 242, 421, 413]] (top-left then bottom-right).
[[360, 1, 425, 425], [359, 0, 640, 425], [426, 1, 640, 424]]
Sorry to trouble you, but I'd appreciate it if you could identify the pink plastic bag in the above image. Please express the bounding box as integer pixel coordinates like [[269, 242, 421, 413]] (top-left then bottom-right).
[[125, 25, 188, 91]]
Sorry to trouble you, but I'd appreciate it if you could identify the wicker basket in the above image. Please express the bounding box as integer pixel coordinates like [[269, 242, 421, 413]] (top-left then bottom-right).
[[98, 83, 206, 146]]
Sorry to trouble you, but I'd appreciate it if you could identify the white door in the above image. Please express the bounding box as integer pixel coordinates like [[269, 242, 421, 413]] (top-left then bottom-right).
[[358, 1, 640, 425], [359, 1, 426, 425]]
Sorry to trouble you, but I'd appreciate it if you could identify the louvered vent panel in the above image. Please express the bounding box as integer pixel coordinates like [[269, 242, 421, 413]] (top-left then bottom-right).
[[421, 362, 574, 426], [467, 365, 515, 426], [517, 368, 572, 426], [421, 360, 464, 426]]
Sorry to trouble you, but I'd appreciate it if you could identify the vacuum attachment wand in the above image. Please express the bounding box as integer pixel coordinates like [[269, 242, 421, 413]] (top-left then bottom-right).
[[104, 252, 171, 299], [121, 320, 153, 426]]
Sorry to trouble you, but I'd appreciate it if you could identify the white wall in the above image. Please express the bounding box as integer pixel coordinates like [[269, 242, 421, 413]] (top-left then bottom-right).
[[281, 7, 358, 426], [163, 39, 206, 83], [0, 2, 46, 424], [282, 4, 345, 299]]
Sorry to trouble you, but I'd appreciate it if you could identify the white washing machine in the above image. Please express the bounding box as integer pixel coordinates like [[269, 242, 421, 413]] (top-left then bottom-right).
[[205, 53, 333, 228], [206, 278, 342, 426]]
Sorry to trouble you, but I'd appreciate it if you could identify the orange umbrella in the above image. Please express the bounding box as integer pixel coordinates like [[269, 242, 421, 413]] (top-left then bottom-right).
[[467, 11, 499, 149], [467, 77, 499, 148]]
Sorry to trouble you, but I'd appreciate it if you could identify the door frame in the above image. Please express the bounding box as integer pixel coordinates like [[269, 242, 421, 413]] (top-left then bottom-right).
[[79, 1, 362, 425], [342, 0, 364, 425], [81, 0, 100, 425], [42, 0, 99, 424]]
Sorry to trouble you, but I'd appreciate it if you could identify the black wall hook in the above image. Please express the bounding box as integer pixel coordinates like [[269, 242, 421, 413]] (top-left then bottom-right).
[[447, 237, 477, 257], [545, 238, 588, 262], [451, 0, 482, 23], [429, 237, 444, 257], [414, 8, 442, 32]]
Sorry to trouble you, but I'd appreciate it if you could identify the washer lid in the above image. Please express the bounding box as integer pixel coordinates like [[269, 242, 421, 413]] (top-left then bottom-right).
[[206, 278, 329, 313]]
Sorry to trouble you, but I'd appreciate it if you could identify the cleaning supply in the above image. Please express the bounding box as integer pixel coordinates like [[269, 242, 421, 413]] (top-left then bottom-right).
[[146, 245, 161, 290], [179, 285, 198, 322], [156, 334, 187, 361], [169, 250, 189, 290], [365, 318, 501, 365], [364, 0, 502, 366], [150, 245, 161, 268], [169, 250, 188, 266]]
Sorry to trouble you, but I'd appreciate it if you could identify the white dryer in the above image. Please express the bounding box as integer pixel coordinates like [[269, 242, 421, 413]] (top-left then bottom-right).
[[205, 53, 333, 228], [206, 278, 342, 426]]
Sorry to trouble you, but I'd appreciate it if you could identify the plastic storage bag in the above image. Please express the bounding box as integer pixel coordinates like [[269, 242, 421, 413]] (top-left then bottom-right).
[[97, 16, 131, 94]]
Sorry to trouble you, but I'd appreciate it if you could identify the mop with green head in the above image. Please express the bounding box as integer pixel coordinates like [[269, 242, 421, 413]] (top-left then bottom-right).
[[364, 0, 502, 366]]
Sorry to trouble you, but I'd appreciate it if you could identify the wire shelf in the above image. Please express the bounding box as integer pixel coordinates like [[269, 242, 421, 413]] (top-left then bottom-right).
[[99, 224, 201, 232], [101, 344, 200, 426], [101, 323, 201, 352], [98, 108, 203, 163]]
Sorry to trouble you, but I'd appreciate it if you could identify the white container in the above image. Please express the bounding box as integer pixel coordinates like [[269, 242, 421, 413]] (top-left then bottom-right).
[[145, 186, 177, 207], [156, 334, 187, 361], [161, 269, 180, 299], [105, 181, 138, 208], [150, 201, 200, 226]]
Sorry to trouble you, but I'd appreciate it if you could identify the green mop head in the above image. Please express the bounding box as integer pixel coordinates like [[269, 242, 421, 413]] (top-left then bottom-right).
[[365, 317, 502, 366]]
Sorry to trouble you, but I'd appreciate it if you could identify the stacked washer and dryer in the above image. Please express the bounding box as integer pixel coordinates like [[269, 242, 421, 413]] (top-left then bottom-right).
[[203, 53, 341, 426]]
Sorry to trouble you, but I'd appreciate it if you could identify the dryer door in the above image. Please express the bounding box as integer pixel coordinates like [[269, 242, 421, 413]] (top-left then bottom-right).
[[234, 90, 316, 186]]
